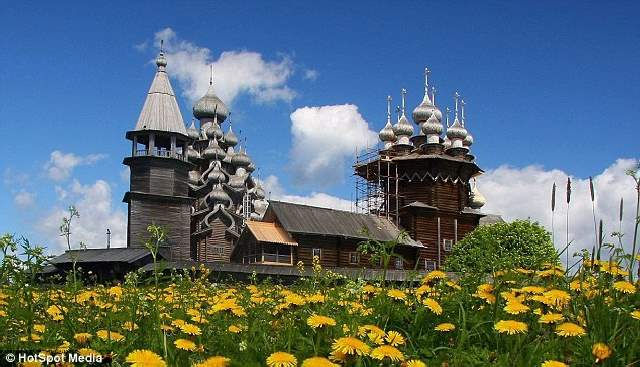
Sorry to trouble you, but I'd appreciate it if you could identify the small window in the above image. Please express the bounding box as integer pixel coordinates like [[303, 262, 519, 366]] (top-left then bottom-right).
[[443, 239, 453, 252], [212, 246, 225, 255], [394, 257, 403, 269], [349, 252, 360, 265], [312, 248, 322, 259], [425, 260, 437, 271]]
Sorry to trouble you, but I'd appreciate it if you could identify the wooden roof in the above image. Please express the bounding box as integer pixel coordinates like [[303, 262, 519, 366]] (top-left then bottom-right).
[[50, 248, 154, 264], [245, 221, 298, 246], [267, 201, 422, 248]]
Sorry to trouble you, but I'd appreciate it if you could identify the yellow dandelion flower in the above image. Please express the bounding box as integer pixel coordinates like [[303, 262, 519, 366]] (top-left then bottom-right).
[[630, 310, 640, 320], [96, 329, 125, 342], [74, 333, 92, 344], [301, 357, 338, 367], [538, 313, 564, 324], [405, 360, 427, 367], [357, 325, 385, 344], [494, 320, 528, 335], [520, 286, 545, 294], [592, 342, 611, 363], [423, 270, 447, 282], [387, 288, 407, 301], [435, 323, 456, 332], [33, 324, 45, 333], [422, 298, 443, 315], [194, 356, 231, 367], [328, 351, 347, 363], [331, 337, 370, 356], [0, 310, 6, 317], [613, 281, 636, 294], [307, 315, 336, 329], [266, 352, 297, 367], [504, 301, 530, 315], [175, 338, 197, 351], [179, 323, 202, 336], [541, 290, 571, 308], [370, 345, 405, 362], [541, 361, 567, 367], [228, 325, 242, 334], [385, 330, 405, 346], [18, 361, 42, 367], [123, 321, 138, 331], [125, 349, 166, 367], [555, 322, 586, 337]]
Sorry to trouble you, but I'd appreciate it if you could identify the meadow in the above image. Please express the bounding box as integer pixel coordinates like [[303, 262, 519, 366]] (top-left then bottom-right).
[[1, 240, 639, 367]]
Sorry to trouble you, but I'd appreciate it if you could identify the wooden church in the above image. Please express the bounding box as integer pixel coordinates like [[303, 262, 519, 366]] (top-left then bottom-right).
[[48, 47, 498, 280]]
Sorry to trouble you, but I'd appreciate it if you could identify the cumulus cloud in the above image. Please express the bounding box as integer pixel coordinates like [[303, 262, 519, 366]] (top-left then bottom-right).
[[289, 104, 378, 187], [40, 179, 127, 253], [479, 158, 639, 264], [13, 191, 35, 209], [153, 28, 295, 104], [44, 151, 106, 181], [262, 175, 352, 211]]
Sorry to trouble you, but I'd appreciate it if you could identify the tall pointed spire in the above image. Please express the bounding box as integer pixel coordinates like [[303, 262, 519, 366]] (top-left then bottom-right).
[[424, 67, 430, 95], [134, 40, 187, 135], [209, 64, 213, 85], [379, 95, 396, 149], [461, 99, 466, 126], [386, 95, 392, 124], [454, 92, 460, 120]]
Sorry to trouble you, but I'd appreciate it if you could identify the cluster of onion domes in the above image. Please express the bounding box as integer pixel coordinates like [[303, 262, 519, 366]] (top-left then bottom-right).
[[184, 71, 265, 225], [378, 68, 476, 154]]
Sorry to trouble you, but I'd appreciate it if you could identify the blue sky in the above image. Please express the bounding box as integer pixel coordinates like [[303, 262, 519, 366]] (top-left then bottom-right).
[[1, 1, 639, 254]]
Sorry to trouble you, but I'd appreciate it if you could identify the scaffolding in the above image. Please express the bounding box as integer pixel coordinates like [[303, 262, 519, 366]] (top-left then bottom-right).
[[354, 146, 401, 225]]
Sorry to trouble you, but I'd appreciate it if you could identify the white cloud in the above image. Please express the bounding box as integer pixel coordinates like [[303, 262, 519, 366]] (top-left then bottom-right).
[[289, 104, 378, 187], [44, 151, 106, 181], [303, 69, 318, 81], [262, 175, 352, 211], [153, 28, 295, 104], [120, 167, 130, 182], [479, 158, 639, 264], [39, 179, 127, 253], [13, 191, 35, 209]]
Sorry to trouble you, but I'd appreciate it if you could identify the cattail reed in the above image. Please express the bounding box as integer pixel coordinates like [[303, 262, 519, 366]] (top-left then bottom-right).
[[590, 177, 598, 248], [551, 182, 556, 248], [566, 177, 571, 267]]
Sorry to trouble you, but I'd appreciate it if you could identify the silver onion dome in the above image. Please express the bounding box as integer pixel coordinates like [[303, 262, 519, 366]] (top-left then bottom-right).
[[246, 162, 256, 173], [206, 121, 224, 140], [463, 133, 474, 147], [202, 137, 226, 160], [193, 84, 229, 122], [255, 184, 266, 199], [232, 147, 252, 167], [393, 114, 414, 137], [412, 94, 435, 124], [207, 184, 231, 206], [446, 117, 468, 140], [206, 162, 227, 184], [223, 126, 238, 147], [155, 51, 167, 69], [187, 120, 200, 140], [469, 184, 486, 209], [379, 121, 396, 142], [421, 109, 444, 136], [186, 145, 200, 161]]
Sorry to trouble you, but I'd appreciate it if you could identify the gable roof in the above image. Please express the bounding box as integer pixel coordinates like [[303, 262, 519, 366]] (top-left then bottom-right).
[[50, 248, 154, 264], [266, 201, 421, 247]]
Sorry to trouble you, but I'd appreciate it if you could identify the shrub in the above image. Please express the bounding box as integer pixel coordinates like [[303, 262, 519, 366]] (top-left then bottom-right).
[[445, 220, 558, 273]]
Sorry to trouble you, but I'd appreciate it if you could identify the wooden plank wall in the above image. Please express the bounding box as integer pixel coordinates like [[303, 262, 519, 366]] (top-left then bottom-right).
[[128, 198, 191, 260], [195, 219, 234, 262]]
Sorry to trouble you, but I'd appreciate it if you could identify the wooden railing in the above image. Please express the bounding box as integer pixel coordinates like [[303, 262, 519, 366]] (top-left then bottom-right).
[[134, 149, 186, 161]]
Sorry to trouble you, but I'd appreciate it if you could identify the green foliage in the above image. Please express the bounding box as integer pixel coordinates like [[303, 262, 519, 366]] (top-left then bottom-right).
[[358, 230, 408, 285], [445, 220, 558, 274]]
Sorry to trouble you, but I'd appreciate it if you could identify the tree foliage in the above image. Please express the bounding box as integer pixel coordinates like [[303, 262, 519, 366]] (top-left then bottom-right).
[[445, 220, 558, 274]]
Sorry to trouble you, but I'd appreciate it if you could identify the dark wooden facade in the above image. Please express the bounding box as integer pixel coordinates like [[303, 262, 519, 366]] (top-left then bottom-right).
[[123, 148, 193, 261], [355, 151, 484, 269]]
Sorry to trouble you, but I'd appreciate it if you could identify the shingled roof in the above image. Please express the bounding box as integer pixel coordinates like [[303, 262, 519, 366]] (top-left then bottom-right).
[[266, 201, 421, 247], [50, 248, 154, 264]]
